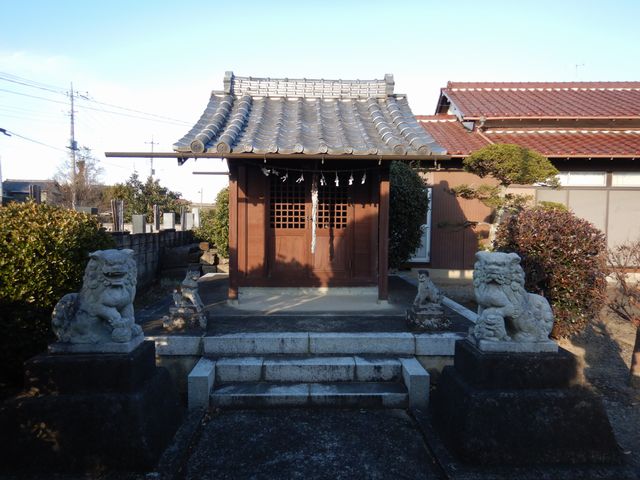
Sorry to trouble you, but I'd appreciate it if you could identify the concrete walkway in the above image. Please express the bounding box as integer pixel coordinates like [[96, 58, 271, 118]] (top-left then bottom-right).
[[183, 409, 443, 480]]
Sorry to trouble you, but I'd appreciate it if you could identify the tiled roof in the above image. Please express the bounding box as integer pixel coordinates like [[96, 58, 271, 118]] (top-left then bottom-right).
[[175, 72, 446, 157], [485, 129, 640, 157], [417, 115, 489, 156], [441, 81, 640, 119]]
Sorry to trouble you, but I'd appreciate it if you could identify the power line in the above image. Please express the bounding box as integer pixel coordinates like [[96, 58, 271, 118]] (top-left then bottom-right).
[[77, 96, 191, 125], [0, 72, 67, 95], [1, 128, 68, 153], [0, 72, 192, 125], [0, 86, 190, 126], [0, 87, 69, 106]]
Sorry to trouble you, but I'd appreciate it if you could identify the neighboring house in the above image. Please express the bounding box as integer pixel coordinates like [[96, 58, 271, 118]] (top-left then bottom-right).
[[170, 72, 446, 300], [1, 179, 62, 205], [416, 81, 640, 273]]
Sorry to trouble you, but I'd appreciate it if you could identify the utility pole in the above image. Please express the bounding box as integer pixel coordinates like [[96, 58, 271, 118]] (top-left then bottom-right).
[[145, 135, 158, 179], [68, 83, 78, 210]]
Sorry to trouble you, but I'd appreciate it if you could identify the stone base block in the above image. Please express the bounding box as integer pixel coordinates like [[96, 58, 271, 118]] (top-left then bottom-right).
[[470, 336, 558, 353], [48, 333, 144, 354], [406, 306, 451, 331], [0, 341, 182, 473], [432, 340, 622, 466], [453, 339, 579, 389]]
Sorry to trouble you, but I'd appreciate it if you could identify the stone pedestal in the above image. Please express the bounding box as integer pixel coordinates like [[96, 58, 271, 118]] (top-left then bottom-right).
[[163, 306, 206, 331], [406, 304, 450, 331], [432, 339, 622, 466], [0, 341, 182, 473]]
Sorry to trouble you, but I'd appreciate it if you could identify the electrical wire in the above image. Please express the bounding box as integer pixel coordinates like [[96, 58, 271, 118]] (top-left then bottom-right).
[[2, 128, 68, 153]]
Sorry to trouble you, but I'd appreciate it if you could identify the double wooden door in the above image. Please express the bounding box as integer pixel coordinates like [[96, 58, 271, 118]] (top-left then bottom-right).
[[268, 174, 352, 284]]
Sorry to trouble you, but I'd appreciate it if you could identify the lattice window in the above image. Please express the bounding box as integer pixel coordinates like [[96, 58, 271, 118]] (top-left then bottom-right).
[[270, 176, 306, 229], [318, 179, 349, 229]]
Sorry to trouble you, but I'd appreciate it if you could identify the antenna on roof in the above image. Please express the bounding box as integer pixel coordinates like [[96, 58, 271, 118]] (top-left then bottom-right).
[[575, 63, 585, 79]]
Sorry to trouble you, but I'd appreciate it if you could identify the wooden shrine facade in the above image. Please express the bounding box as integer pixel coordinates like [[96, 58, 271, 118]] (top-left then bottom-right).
[[228, 159, 389, 299]]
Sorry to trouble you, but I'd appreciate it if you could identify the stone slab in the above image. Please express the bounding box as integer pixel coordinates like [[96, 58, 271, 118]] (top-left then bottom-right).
[[204, 333, 309, 355], [415, 332, 466, 356], [471, 336, 559, 353], [400, 357, 430, 409], [188, 358, 216, 410], [48, 333, 144, 354], [354, 357, 401, 381], [309, 333, 414, 355], [263, 356, 355, 382], [215, 357, 264, 383], [454, 339, 579, 390], [25, 340, 156, 394], [308, 382, 408, 408], [211, 383, 309, 408], [149, 335, 203, 355]]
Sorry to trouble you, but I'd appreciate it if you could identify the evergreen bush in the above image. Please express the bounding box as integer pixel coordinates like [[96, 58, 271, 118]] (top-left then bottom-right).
[[194, 188, 229, 258], [0, 201, 114, 387], [389, 161, 429, 269], [494, 207, 607, 338]]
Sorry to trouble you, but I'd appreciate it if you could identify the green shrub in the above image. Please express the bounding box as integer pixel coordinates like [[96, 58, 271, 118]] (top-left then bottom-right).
[[193, 208, 216, 245], [194, 188, 229, 258], [389, 161, 429, 269], [494, 207, 607, 338], [0, 201, 114, 387]]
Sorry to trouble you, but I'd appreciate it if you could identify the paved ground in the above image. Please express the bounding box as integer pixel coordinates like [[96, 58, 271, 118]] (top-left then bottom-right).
[[184, 409, 443, 480], [139, 274, 472, 335]]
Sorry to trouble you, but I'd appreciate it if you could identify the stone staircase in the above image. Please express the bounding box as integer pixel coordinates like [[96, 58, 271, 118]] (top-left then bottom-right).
[[187, 332, 431, 409]]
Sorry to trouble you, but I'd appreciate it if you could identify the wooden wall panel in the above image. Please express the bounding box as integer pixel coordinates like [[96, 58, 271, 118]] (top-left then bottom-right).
[[245, 167, 267, 278], [427, 171, 495, 270]]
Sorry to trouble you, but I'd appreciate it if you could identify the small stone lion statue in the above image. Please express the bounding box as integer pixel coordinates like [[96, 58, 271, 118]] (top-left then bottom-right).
[[52, 249, 142, 344], [413, 270, 443, 307], [472, 251, 554, 342], [162, 270, 207, 331]]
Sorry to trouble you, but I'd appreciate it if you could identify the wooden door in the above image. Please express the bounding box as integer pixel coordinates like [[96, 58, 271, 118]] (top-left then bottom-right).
[[312, 179, 352, 282], [268, 175, 310, 281], [267, 173, 354, 285]]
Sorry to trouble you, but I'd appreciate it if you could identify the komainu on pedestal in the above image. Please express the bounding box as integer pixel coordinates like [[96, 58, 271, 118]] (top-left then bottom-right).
[[406, 269, 450, 330], [163, 269, 207, 331], [0, 249, 181, 473], [50, 249, 144, 353], [431, 251, 624, 468]]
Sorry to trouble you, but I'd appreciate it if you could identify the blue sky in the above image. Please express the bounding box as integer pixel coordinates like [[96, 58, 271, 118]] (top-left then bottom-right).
[[1, 0, 639, 202]]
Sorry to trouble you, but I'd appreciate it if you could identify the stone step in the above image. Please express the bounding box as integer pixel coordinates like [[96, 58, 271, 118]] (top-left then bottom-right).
[[210, 382, 408, 408], [214, 356, 402, 383], [203, 332, 418, 356], [187, 356, 430, 410]]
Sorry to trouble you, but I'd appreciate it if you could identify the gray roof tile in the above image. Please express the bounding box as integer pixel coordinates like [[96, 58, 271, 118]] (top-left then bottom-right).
[[174, 72, 446, 156]]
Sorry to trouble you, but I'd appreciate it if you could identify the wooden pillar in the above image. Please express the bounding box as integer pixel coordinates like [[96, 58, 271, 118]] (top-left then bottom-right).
[[228, 162, 239, 301], [378, 166, 390, 300]]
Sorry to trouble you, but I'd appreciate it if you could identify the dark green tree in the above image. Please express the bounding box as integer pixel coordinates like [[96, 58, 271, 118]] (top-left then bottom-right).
[[452, 143, 559, 244], [389, 161, 429, 269], [108, 173, 185, 222]]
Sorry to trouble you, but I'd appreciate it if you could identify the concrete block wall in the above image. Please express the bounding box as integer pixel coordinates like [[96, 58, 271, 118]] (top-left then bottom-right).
[[110, 229, 194, 288]]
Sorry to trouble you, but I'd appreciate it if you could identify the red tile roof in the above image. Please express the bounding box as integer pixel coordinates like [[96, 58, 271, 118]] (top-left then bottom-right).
[[484, 129, 640, 157], [441, 81, 640, 119], [417, 115, 489, 156]]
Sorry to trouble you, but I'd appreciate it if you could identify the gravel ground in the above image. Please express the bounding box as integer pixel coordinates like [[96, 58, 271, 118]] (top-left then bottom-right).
[[558, 310, 640, 474]]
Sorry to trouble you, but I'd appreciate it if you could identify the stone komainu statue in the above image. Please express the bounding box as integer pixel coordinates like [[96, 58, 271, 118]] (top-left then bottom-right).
[[472, 251, 554, 342], [413, 270, 443, 307], [52, 249, 142, 344]]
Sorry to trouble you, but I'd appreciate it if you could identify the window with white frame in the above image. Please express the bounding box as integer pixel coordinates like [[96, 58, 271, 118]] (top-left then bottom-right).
[[612, 172, 640, 187], [556, 171, 606, 187]]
